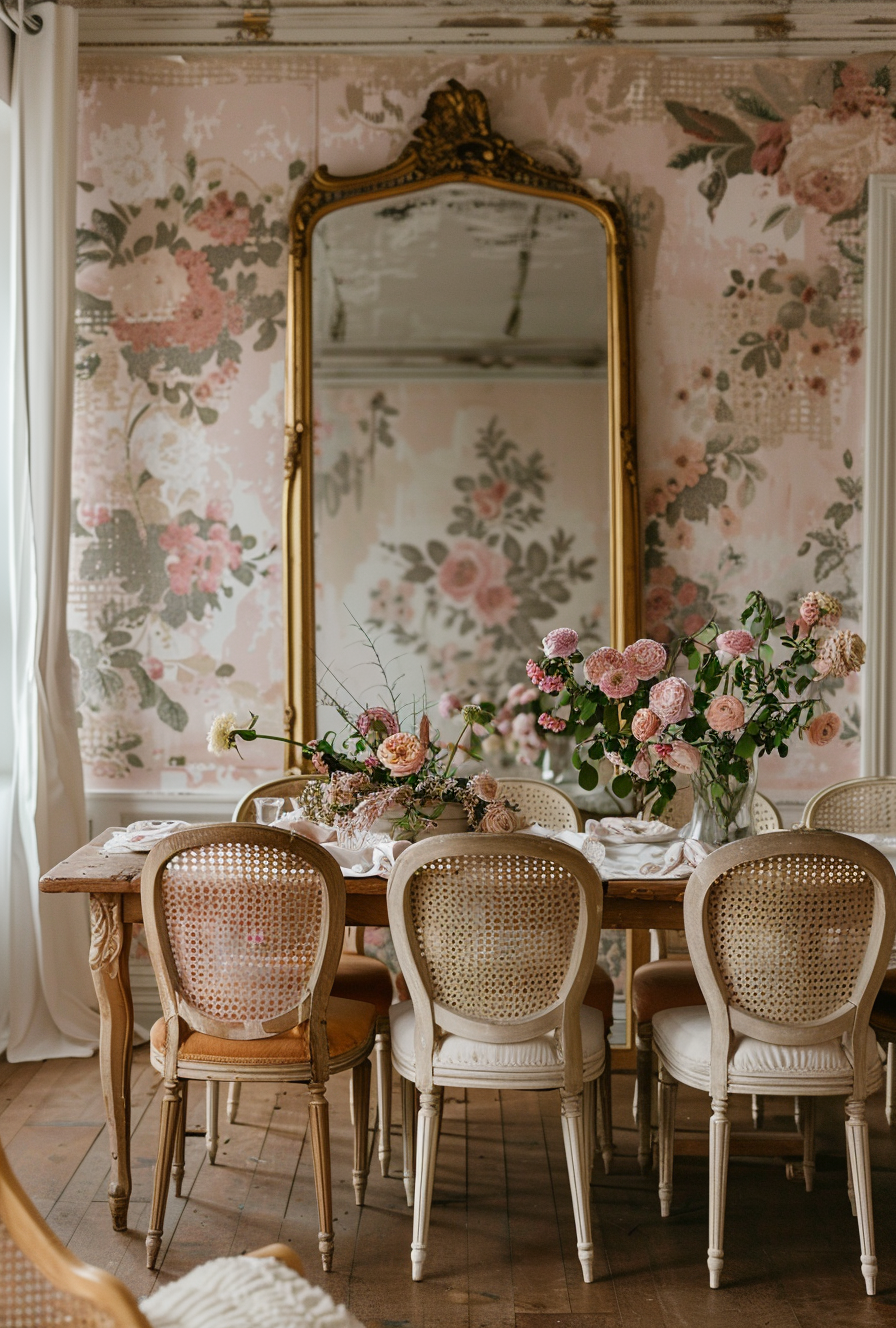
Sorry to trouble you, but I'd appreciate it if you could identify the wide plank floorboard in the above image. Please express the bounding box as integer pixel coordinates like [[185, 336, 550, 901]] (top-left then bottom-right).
[[6, 1052, 896, 1325]]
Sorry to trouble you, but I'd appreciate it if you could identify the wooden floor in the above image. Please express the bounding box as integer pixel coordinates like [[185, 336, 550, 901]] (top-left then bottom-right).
[[5, 1050, 896, 1326]]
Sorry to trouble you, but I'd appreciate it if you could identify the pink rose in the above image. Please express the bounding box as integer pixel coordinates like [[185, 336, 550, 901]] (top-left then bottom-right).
[[377, 732, 427, 777], [473, 582, 519, 627], [807, 711, 842, 746], [311, 752, 328, 776], [623, 638, 667, 681], [663, 740, 702, 774], [706, 696, 746, 733], [751, 120, 791, 176], [437, 538, 508, 604], [144, 656, 164, 681], [438, 692, 463, 719], [715, 630, 756, 659], [631, 748, 651, 781], [80, 502, 111, 529], [599, 666, 639, 700], [472, 479, 509, 520], [632, 708, 662, 742], [584, 647, 624, 685], [507, 683, 539, 706], [357, 707, 399, 738], [648, 676, 694, 725], [542, 628, 579, 658]]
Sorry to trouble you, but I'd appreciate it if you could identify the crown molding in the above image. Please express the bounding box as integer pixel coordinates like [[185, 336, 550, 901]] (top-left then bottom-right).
[[74, 3, 896, 56]]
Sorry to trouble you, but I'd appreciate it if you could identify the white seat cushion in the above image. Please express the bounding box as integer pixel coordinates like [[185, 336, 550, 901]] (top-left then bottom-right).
[[389, 999, 605, 1089], [141, 1254, 364, 1328], [653, 1005, 884, 1096]]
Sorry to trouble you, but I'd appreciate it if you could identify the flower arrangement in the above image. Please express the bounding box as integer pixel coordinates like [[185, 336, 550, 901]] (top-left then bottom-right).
[[522, 591, 864, 841], [207, 697, 519, 841]]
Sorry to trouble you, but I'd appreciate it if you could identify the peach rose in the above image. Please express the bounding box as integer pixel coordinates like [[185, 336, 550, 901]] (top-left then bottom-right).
[[478, 801, 519, 833], [377, 732, 427, 777], [807, 711, 842, 746], [706, 696, 746, 733], [632, 708, 662, 742], [663, 740, 702, 774], [648, 676, 694, 726]]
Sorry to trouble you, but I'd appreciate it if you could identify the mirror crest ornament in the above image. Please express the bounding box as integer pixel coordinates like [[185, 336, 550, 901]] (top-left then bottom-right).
[[284, 79, 640, 747]]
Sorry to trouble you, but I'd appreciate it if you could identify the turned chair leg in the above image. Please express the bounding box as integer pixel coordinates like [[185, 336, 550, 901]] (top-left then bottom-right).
[[146, 1077, 183, 1269], [411, 1086, 442, 1282], [374, 1021, 393, 1178], [560, 1089, 594, 1283], [172, 1080, 187, 1197], [635, 1021, 653, 1175], [595, 1037, 613, 1174], [227, 1080, 242, 1125], [352, 1059, 372, 1206], [657, 1060, 677, 1218], [205, 1081, 219, 1164], [799, 1096, 817, 1193], [308, 1082, 335, 1272], [846, 1130, 858, 1217], [401, 1075, 416, 1207], [845, 1098, 878, 1295], [751, 1094, 764, 1129], [583, 1078, 596, 1179], [707, 1094, 731, 1290]]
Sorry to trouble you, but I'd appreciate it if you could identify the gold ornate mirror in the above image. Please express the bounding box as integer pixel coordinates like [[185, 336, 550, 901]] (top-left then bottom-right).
[[284, 79, 639, 746]]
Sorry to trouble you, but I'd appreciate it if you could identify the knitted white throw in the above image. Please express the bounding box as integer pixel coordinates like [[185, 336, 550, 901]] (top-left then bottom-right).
[[141, 1255, 365, 1328]]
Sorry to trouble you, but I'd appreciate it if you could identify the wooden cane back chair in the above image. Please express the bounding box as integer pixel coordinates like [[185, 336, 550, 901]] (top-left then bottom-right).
[[228, 775, 397, 1179], [387, 833, 604, 1283], [655, 831, 896, 1294], [653, 784, 782, 834], [496, 778, 583, 831], [141, 825, 375, 1274]]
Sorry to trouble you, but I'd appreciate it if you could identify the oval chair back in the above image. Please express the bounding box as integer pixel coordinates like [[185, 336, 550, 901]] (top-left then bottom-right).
[[803, 776, 896, 834], [232, 772, 322, 822], [497, 778, 583, 832]]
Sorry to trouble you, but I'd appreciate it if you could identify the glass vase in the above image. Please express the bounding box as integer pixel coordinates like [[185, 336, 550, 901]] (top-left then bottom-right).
[[685, 755, 758, 846]]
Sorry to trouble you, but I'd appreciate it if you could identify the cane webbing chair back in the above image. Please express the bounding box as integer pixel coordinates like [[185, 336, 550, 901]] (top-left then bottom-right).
[[803, 777, 896, 835], [142, 826, 345, 1065], [684, 831, 896, 1098], [497, 779, 583, 832], [233, 773, 322, 822], [0, 1142, 147, 1328], [388, 833, 602, 1091]]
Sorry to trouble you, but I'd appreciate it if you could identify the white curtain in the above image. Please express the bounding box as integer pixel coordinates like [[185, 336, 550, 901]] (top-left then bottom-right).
[[1, 1, 99, 1060]]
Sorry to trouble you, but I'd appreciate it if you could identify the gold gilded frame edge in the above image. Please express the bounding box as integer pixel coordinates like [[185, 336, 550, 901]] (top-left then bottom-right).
[[284, 78, 640, 751]]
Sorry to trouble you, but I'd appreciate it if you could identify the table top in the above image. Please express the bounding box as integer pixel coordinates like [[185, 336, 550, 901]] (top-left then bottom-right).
[[39, 830, 689, 904]]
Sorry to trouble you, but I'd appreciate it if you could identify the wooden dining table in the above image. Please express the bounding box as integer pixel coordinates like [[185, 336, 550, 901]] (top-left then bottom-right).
[[40, 829, 689, 1233]]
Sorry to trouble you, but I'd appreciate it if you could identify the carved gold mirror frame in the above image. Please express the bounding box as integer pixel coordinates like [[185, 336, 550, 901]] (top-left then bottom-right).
[[284, 79, 640, 748]]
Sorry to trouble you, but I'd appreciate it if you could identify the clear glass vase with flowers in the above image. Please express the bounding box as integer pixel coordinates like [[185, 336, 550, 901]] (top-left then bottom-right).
[[522, 592, 864, 845]]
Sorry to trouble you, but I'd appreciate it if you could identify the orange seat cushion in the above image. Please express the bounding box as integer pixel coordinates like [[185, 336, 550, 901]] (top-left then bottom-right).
[[632, 958, 705, 1024], [583, 964, 615, 1028], [150, 996, 376, 1066], [333, 952, 394, 1017]]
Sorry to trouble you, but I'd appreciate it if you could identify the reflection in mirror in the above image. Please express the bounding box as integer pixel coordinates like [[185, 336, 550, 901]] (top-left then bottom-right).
[[311, 182, 610, 739]]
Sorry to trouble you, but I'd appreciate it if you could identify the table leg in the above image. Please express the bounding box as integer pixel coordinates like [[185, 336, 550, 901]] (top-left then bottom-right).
[[89, 894, 134, 1232]]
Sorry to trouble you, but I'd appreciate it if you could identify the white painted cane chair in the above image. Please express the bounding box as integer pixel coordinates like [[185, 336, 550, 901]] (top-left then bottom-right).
[[228, 775, 396, 1179], [653, 831, 895, 1294], [0, 1131, 366, 1328], [803, 776, 896, 1126], [141, 825, 375, 1274], [499, 776, 615, 1172], [387, 833, 604, 1283]]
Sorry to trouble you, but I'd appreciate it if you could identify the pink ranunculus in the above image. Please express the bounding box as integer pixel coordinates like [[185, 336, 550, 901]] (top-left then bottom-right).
[[706, 695, 746, 733], [538, 713, 567, 733], [663, 740, 702, 774], [599, 666, 639, 700], [751, 120, 792, 176], [631, 748, 651, 781], [144, 656, 164, 681], [542, 628, 579, 659], [473, 581, 519, 627], [357, 707, 399, 738], [715, 629, 756, 657], [623, 638, 667, 681], [648, 676, 694, 726], [438, 692, 463, 719], [584, 647, 625, 685], [632, 708, 662, 742], [377, 732, 427, 777], [807, 710, 842, 746], [437, 538, 507, 603]]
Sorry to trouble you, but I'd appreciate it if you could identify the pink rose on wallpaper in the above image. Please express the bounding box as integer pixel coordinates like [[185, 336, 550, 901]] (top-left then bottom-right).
[[473, 581, 519, 627], [681, 612, 706, 636], [193, 191, 252, 246], [144, 656, 164, 681], [437, 538, 509, 603], [751, 120, 792, 176], [779, 99, 896, 215], [205, 499, 232, 523], [646, 585, 675, 623], [112, 249, 243, 354], [472, 479, 509, 520], [666, 438, 707, 492], [830, 64, 891, 120], [79, 502, 111, 529], [677, 580, 698, 607], [159, 520, 242, 597]]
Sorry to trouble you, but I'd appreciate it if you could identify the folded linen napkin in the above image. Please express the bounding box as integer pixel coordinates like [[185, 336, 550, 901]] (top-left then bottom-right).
[[587, 816, 679, 845], [638, 838, 710, 876], [102, 820, 191, 855], [517, 820, 606, 871], [273, 813, 413, 877]]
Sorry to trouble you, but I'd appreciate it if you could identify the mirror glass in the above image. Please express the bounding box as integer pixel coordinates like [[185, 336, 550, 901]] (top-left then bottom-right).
[[311, 181, 610, 730]]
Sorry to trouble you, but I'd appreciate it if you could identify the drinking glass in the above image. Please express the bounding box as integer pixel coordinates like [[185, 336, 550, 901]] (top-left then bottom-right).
[[254, 796, 284, 824]]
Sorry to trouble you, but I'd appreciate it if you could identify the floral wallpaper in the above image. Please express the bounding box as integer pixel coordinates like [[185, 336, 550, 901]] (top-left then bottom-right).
[[73, 50, 884, 800]]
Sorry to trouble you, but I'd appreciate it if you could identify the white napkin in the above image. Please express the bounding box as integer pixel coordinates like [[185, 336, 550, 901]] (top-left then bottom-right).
[[638, 838, 711, 877], [274, 814, 413, 878], [520, 821, 606, 871], [587, 816, 679, 845], [102, 820, 191, 855]]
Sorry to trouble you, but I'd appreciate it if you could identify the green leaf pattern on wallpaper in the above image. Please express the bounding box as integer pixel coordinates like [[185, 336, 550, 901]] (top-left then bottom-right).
[[71, 140, 296, 778]]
